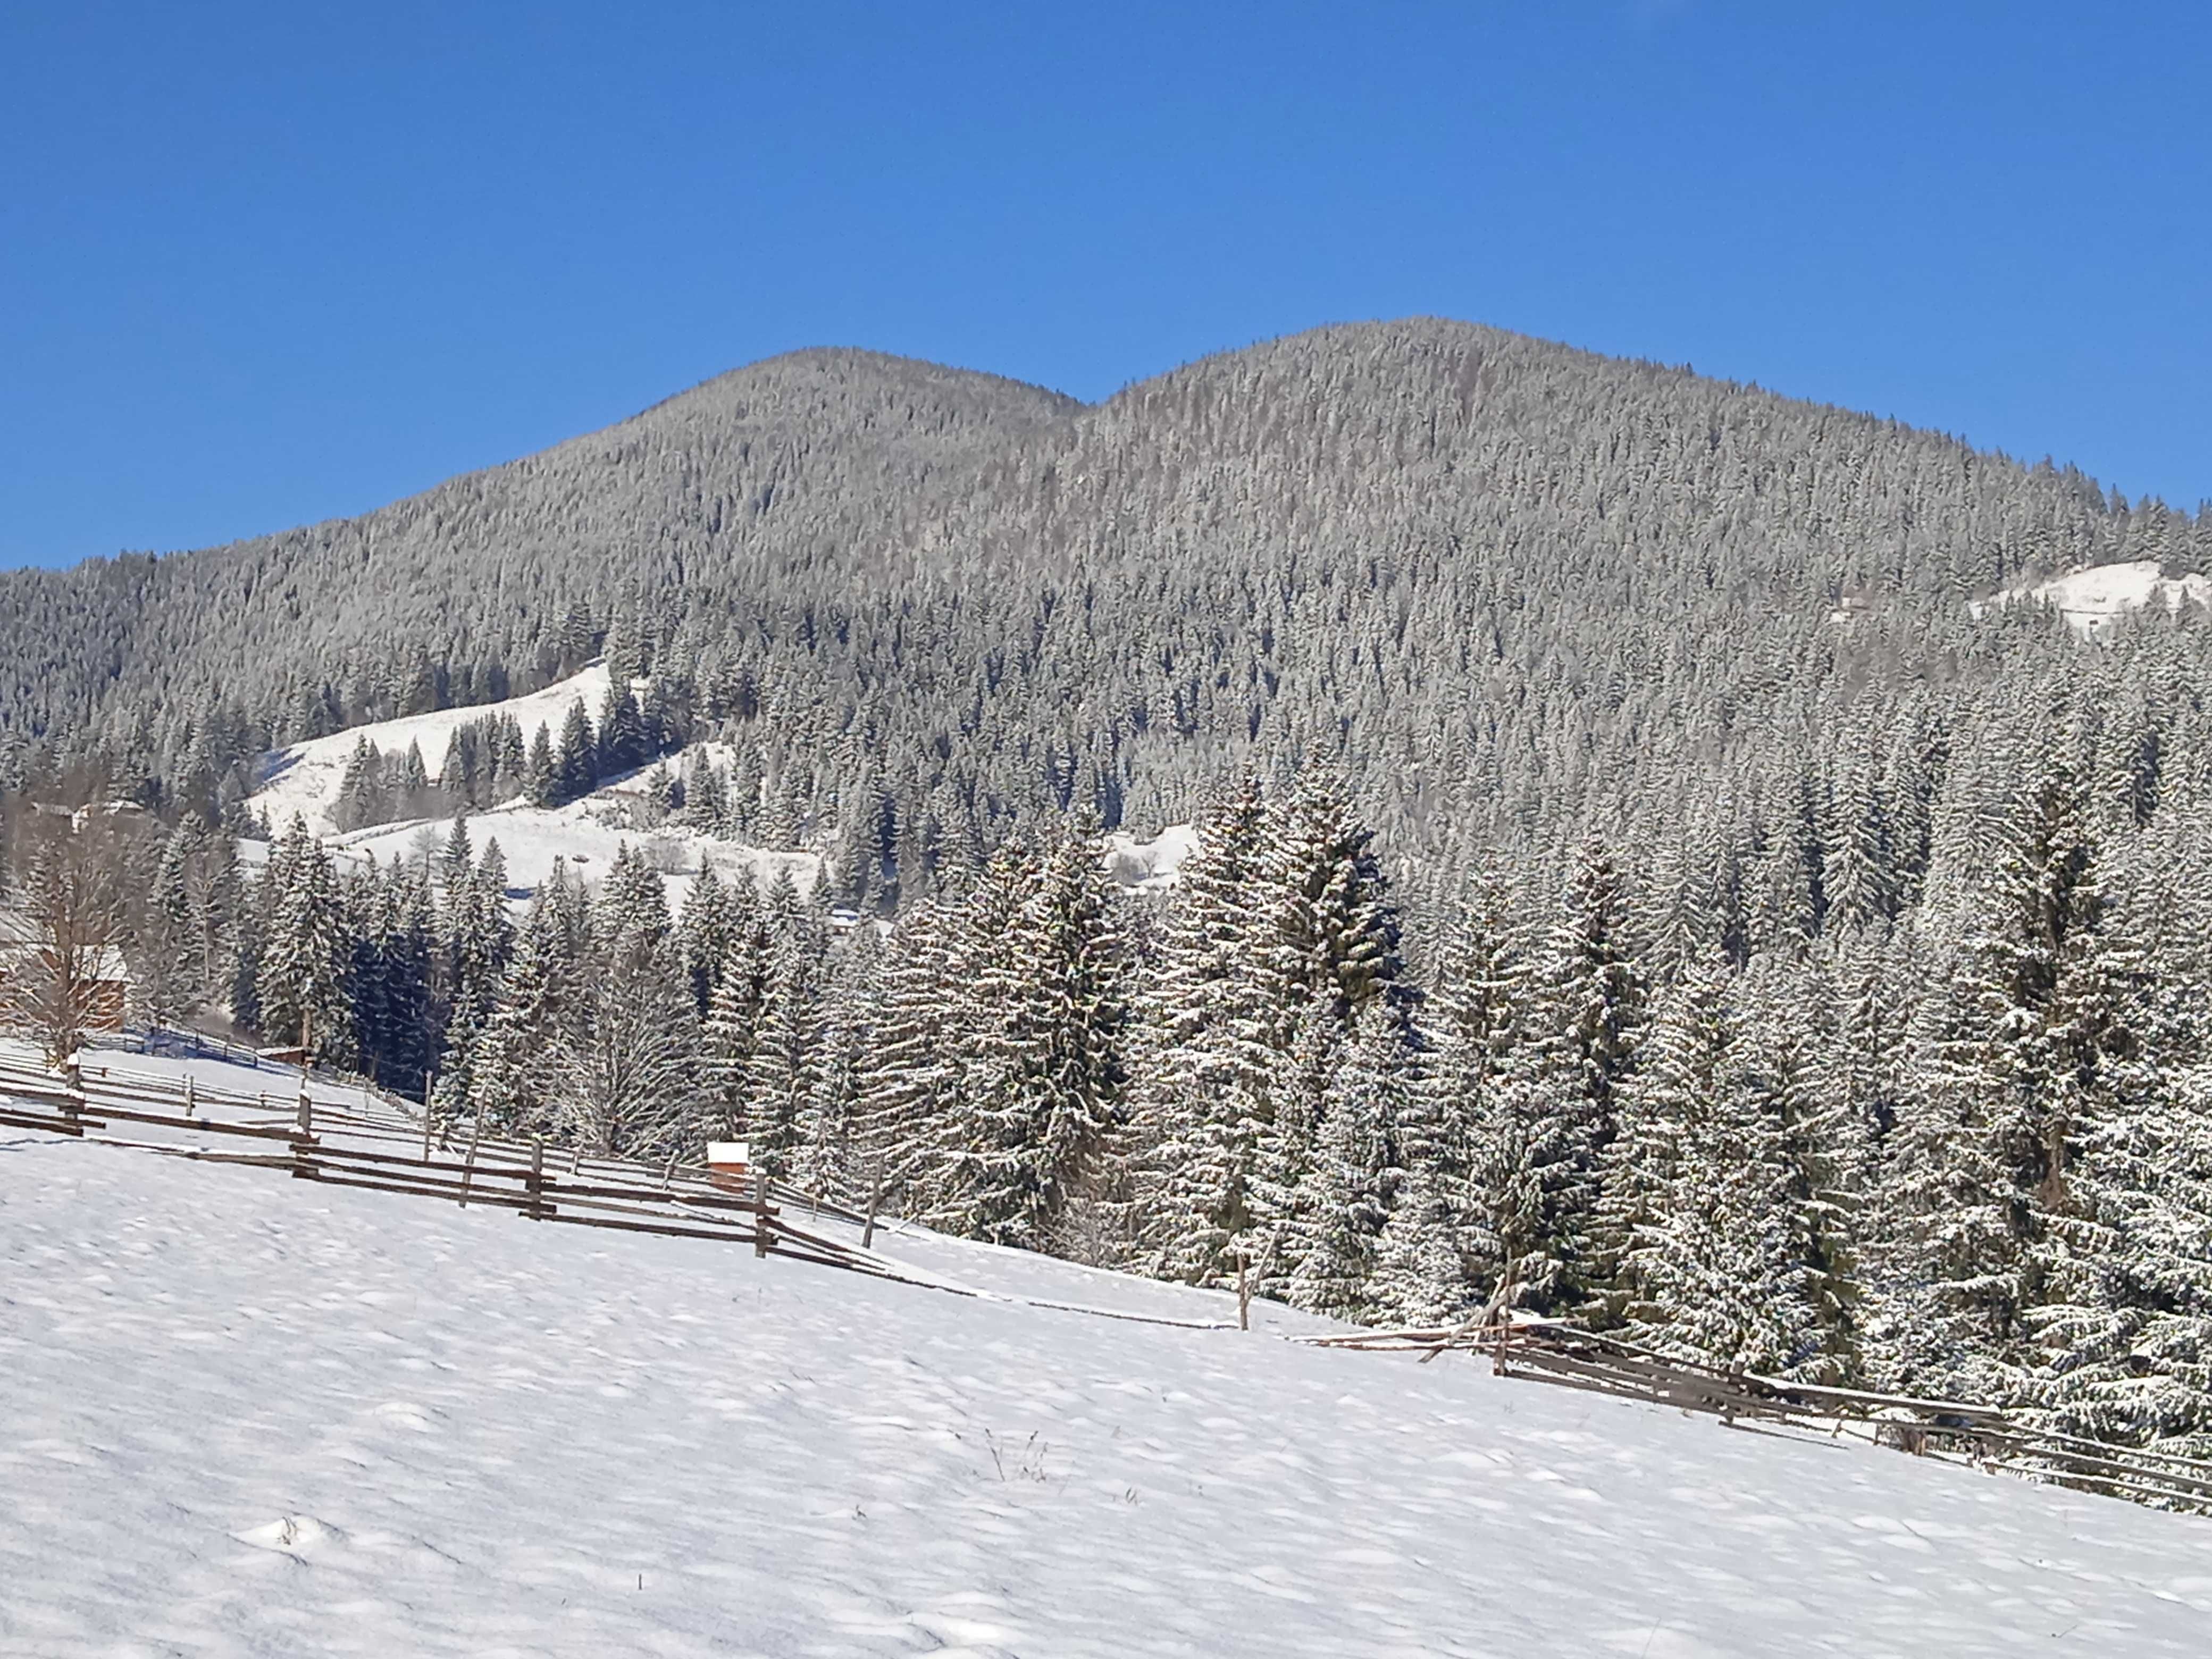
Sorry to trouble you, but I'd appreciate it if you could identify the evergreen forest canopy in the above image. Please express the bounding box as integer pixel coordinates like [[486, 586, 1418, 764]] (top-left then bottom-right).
[[6, 317, 2212, 1467]]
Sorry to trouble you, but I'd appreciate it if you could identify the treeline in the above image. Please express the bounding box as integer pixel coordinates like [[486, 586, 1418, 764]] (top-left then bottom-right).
[[224, 747, 2212, 1464]]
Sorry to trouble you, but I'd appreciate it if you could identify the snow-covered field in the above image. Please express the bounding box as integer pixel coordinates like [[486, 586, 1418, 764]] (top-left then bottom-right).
[[251, 664, 616, 837], [6, 1116, 2210, 1656], [237, 655, 826, 904], [1972, 559, 2212, 639], [1102, 824, 1198, 893], [325, 797, 822, 907]]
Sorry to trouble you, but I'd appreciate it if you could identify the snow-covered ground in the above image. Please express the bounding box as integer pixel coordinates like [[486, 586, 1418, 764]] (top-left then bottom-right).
[[324, 796, 822, 906], [237, 658, 823, 903], [250, 664, 616, 837], [1102, 824, 1198, 892], [6, 1115, 2210, 1656], [1972, 559, 2212, 639]]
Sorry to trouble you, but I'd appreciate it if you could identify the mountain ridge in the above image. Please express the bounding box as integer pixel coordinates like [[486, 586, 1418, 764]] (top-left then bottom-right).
[[0, 316, 2202, 900]]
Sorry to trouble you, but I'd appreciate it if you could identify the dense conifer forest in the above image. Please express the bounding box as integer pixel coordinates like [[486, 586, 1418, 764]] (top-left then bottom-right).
[[6, 318, 2212, 1460]]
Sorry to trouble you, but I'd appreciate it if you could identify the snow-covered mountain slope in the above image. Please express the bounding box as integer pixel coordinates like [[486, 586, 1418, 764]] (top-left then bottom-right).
[[323, 797, 822, 907], [1971, 559, 2212, 639], [251, 663, 615, 836], [5, 1131, 2208, 1657], [242, 663, 827, 904]]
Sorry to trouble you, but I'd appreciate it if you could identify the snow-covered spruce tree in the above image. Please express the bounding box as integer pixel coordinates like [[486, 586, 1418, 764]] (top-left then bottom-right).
[[429, 837, 516, 1123], [596, 841, 672, 948], [676, 861, 737, 1017], [2025, 1055, 2212, 1456], [355, 856, 438, 1097], [135, 819, 204, 1028], [700, 884, 772, 1142], [552, 926, 699, 1159], [1492, 839, 1645, 1318], [554, 698, 599, 805], [1595, 952, 1729, 1335], [254, 816, 357, 1066], [1377, 862, 1523, 1323], [597, 675, 647, 778], [929, 828, 1128, 1253], [1245, 764, 1417, 1300], [740, 891, 827, 1181], [1619, 952, 1856, 1377], [856, 895, 962, 1208], [1731, 951, 1865, 1380], [1128, 776, 1280, 1284], [1822, 707, 1899, 932], [464, 887, 578, 1139], [792, 919, 882, 1203], [1865, 760, 2137, 1402], [1289, 1008, 1409, 1321]]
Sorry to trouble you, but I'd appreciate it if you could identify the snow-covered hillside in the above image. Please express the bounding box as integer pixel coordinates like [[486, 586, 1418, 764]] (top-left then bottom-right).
[[252, 664, 616, 837], [1972, 559, 2212, 639], [324, 798, 821, 907], [5, 1121, 2208, 1656], [242, 664, 826, 904]]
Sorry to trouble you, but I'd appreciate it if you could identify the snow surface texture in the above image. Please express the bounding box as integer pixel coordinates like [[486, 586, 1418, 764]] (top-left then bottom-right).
[[250, 664, 616, 837], [6, 1125, 2211, 1656], [1971, 560, 2212, 639]]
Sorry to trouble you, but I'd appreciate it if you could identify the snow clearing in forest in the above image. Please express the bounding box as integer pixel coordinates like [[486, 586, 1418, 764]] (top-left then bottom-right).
[[1971, 559, 2212, 639], [240, 662, 827, 905], [5, 1116, 2210, 1657], [249, 663, 615, 837], [325, 797, 822, 908], [1101, 823, 1199, 892]]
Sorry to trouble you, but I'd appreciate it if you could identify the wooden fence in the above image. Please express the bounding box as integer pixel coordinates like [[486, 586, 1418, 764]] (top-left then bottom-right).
[[1303, 1318, 2212, 1516], [0, 1048, 886, 1278]]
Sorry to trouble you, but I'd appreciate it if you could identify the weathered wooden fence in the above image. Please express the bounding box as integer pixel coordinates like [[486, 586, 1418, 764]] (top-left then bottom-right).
[[1302, 1318, 2212, 1516], [0, 1048, 884, 1277]]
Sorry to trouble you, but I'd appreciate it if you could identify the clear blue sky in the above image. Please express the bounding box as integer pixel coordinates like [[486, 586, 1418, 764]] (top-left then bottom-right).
[[4, 2, 2208, 571]]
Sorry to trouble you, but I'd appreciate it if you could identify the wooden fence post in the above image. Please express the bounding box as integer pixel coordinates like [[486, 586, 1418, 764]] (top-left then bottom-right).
[[183, 1073, 196, 1119], [1237, 1251, 1251, 1333], [56, 1049, 82, 1136], [292, 1092, 316, 1180], [753, 1169, 771, 1258], [458, 1114, 483, 1208], [526, 1138, 546, 1220], [861, 1161, 883, 1251]]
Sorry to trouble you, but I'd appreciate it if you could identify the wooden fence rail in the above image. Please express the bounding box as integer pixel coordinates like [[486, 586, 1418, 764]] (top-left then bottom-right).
[[0, 1053, 891, 1278], [1301, 1318, 2212, 1517]]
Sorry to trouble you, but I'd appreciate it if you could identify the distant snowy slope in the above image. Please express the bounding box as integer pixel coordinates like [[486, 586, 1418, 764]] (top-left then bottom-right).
[[5, 1133, 2208, 1657], [1972, 559, 2212, 639], [326, 797, 820, 905], [1102, 823, 1198, 892], [250, 663, 613, 836]]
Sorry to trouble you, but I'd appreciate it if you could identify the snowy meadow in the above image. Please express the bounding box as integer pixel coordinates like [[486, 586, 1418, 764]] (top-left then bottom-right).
[[4, 1130, 2209, 1658]]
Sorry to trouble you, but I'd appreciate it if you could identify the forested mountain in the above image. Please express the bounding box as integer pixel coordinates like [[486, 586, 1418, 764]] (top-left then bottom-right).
[[6, 318, 2207, 907], [10, 318, 2212, 1469]]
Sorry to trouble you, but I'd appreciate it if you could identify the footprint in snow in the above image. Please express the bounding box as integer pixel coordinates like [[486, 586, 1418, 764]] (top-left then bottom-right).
[[233, 1515, 338, 1557]]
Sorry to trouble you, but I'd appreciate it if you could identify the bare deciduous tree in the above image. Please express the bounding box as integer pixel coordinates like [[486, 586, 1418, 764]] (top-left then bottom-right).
[[0, 805, 140, 1066]]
